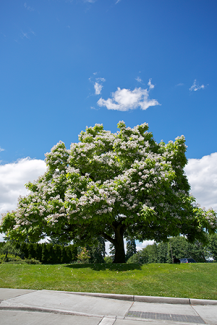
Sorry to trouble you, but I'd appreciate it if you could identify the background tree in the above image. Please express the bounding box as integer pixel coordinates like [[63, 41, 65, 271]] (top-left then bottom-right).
[[47, 237, 69, 246], [157, 241, 168, 263], [128, 235, 216, 264], [207, 233, 217, 261], [127, 244, 158, 264], [125, 239, 137, 261], [187, 240, 207, 262], [86, 236, 105, 263], [1, 122, 216, 263], [77, 247, 90, 263], [104, 255, 113, 263], [0, 241, 21, 261]]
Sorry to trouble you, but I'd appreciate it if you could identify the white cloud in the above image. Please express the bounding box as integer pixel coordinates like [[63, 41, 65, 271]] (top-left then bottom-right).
[[185, 152, 217, 211], [115, 0, 121, 4], [0, 147, 4, 152], [90, 106, 100, 110], [20, 29, 36, 40], [175, 83, 184, 87], [189, 79, 205, 91], [147, 78, 154, 89], [24, 2, 34, 11], [21, 31, 29, 39], [91, 76, 106, 95], [94, 82, 103, 95], [96, 77, 106, 82], [97, 84, 160, 111], [136, 76, 142, 83], [136, 240, 155, 251], [0, 158, 47, 219]]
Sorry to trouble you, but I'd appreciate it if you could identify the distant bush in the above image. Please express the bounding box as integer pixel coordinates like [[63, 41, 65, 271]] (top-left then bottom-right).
[[0, 241, 22, 259], [24, 258, 41, 264], [104, 256, 113, 263], [127, 253, 141, 264], [0, 254, 22, 263], [76, 247, 90, 263], [127, 244, 158, 264], [0, 254, 41, 264]]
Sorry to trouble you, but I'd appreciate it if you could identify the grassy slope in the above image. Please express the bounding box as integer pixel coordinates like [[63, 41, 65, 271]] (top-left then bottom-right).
[[0, 263, 216, 300]]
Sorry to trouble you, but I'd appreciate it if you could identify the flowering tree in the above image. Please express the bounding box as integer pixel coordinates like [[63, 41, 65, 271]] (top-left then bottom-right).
[[1, 122, 216, 263], [77, 247, 90, 263]]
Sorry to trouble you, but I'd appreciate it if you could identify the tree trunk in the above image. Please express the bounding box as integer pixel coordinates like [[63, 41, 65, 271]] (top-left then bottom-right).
[[113, 225, 126, 263]]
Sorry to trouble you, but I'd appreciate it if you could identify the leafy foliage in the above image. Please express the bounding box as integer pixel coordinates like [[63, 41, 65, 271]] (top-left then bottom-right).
[[207, 233, 217, 261], [86, 236, 105, 263], [1, 122, 216, 263], [0, 254, 21, 264], [17, 242, 77, 264], [77, 247, 90, 263], [104, 256, 113, 263], [127, 243, 158, 264], [128, 235, 217, 264], [125, 239, 137, 261], [0, 241, 21, 260]]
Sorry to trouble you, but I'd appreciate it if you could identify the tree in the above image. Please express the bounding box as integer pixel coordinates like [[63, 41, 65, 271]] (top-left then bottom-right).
[[127, 244, 158, 264], [187, 240, 207, 262], [157, 241, 168, 263], [0, 241, 21, 260], [128, 235, 214, 264], [125, 239, 137, 261], [77, 247, 90, 263], [86, 236, 106, 263], [207, 233, 217, 261], [1, 122, 216, 263]]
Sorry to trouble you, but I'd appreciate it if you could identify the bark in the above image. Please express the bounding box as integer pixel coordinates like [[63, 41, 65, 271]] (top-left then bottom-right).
[[113, 224, 126, 263]]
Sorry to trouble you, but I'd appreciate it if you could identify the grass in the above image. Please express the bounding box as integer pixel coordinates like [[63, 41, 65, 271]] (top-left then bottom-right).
[[0, 263, 217, 300]]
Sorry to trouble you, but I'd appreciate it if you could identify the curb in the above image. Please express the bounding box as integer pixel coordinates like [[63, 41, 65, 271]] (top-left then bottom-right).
[[0, 305, 102, 318], [68, 291, 217, 305]]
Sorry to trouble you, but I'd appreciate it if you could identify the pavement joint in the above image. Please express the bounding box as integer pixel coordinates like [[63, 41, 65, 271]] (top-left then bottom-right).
[[125, 299, 134, 319], [191, 304, 206, 322], [98, 316, 116, 325]]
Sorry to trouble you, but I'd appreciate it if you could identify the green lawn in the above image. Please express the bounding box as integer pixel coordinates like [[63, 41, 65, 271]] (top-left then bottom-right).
[[0, 263, 216, 300]]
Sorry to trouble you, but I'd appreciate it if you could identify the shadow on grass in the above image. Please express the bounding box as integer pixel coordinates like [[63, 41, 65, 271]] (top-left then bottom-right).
[[64, 263, 141, 271]]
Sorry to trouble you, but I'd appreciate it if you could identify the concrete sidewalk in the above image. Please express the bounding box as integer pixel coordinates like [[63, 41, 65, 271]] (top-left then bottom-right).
[[0, 288, 217, 325]]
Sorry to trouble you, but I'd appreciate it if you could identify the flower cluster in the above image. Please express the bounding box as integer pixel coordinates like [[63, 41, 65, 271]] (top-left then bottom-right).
[[1, 121, 216, 244]]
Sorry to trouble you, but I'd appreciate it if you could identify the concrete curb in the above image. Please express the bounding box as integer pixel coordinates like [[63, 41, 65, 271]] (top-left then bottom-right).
[[68, 291, 217, 305], [0, 305, 102, 318]]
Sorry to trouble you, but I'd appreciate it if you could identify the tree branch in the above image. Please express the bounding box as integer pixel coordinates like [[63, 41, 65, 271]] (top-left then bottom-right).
[[101, 232, 115, 245]]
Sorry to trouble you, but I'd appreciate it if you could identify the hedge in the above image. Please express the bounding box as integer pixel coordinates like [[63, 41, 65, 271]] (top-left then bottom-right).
[[17, 242, 77, 264]]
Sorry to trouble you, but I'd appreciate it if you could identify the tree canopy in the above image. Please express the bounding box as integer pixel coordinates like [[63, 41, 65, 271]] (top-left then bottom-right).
[[1, 121, 216, 263]]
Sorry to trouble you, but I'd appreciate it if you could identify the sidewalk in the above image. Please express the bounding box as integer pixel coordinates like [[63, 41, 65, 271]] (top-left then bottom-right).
[[0, 288, 217, 325]]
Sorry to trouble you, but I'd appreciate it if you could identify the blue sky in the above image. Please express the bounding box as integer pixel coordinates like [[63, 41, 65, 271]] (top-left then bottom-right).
[[1, 1, 217, 245]]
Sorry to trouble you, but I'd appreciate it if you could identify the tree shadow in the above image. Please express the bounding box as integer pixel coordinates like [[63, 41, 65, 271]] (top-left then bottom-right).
[[64, 263, 141, 271]]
